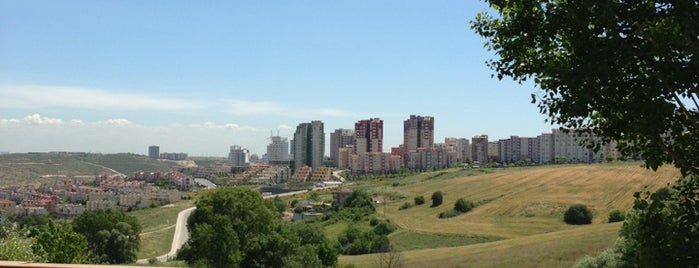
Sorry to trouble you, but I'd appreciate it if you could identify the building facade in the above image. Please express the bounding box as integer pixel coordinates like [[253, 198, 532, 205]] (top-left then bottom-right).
[[354, 118, 383, 154], [330, 129, 355, 167], [403, 115, 434, 151], [228, 145, 250, 167], [148, 145, 159, 159], [471, 135, 489, 164], [266, 136, 290, 163], [293, 120, 325, 169]]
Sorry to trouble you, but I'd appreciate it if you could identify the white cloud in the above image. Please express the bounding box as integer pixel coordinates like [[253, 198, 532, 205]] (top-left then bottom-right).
[[97, 118, 132, 126], [69, 119, 84, 126], [0, 84, 205, 111], [23, 114, 63, 125], [201, 121, 257, 131], [0, 118, 21, 126], [278, 124, 292, 130]]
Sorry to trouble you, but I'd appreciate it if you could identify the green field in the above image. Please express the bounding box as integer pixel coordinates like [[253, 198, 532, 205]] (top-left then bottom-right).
[[337, 162, 680, 267]]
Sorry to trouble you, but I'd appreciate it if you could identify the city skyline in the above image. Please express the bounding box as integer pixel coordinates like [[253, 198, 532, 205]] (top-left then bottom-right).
[[0, 1, 556, 156]]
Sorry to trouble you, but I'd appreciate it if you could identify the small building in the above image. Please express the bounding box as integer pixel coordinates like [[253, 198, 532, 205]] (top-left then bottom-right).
[[333, 188, 354, 207], [54, 203, 85, 217]]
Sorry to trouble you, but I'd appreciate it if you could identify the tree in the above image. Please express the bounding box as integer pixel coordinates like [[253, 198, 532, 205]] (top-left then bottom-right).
[[431, 191, 443, 207], [471, 1, 698, 176], [414, 196, 425, 205], [454, 198, 475, 213], [180, 187, 336, 268], [0, 223, 46, 262], [72, 209, 141, 264], [564, 205, 593, 225], [32, 219, 89, 264]]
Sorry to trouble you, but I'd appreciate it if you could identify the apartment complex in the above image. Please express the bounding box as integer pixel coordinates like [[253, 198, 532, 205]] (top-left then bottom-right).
[[293, 120, 325, 169], [266, 136, 290, 163], [471, 135, 489, 164], [228, 145, 250, 167], [148, 145, 159, 159], [403, 115, 434, 151], [495, 129, 616, 164], [329, 129, 355, 167], [355, 118, 383, 154]]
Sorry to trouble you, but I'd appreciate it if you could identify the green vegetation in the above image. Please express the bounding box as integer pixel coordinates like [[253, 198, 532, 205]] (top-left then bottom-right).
[[81, 153, 180, 175], [430, 191, 443, 207], [607, 210, 625, 223], [564, 205, 593, 225], [72, 209, 142, 264], [473, 3, 698, 265], [389, 231, 502, 251], [178, 187, 337, 268], [413, 196, 425, 205]]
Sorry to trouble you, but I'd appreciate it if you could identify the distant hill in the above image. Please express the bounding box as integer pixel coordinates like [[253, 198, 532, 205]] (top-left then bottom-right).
[[0, 153, 185, 187]]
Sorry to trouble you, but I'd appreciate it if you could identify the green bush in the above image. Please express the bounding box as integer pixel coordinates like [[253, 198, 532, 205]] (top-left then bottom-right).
[[438, 210, 460, 219], [391, 182, 400, 187], [431, 191, 443, 207], [373, 222, 396, 236], [414, 196, 425, 205], [564, 204, 593, 225], [398, 202, 413, 211], [608, 210, 625, 223], [454, 198, 475, 213]]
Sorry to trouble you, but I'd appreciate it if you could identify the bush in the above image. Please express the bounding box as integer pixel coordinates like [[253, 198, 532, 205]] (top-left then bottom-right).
[[391, 182, 400, 187], [373, 222, 396, 236], [454, 198, 475, 213], [414, 196, 425, 205], [438, 210, 460, 219], [564, 205, 593, 225], [431, 191, 443, 207], [608, 210, 625, 223], [398, 202, 413, 211]]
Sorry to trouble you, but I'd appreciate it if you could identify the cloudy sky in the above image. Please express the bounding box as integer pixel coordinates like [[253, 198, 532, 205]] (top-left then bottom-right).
[[0, 1, 553, 157]]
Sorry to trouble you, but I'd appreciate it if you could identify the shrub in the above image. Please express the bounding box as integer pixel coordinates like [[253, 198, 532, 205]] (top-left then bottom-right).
[[564, 204, 593, 225], [608, 210, 625, 223], [373, 222, 396, 236], [414, 196, 425, 205], [454, 198, 475, 213], [391, 182, 400, 187], [398, 202, 413, 211], [431, 191, 443, 207], [438, 210, 460, 219]]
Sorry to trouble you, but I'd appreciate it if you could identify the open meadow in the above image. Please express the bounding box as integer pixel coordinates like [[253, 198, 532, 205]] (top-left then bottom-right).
[[338, 162, 681, 267]]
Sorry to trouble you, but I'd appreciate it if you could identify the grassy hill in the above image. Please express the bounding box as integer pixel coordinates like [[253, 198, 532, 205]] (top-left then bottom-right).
[[0, 153, 184, 186], [338, 162, 681, 267]]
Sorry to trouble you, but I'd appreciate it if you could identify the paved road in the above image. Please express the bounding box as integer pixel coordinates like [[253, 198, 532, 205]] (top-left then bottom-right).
[[136, 189, 309, 264]]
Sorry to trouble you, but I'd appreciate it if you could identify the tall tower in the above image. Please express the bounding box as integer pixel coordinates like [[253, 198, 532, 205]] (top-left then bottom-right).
[[148, 145, 159, 159], [471, 135, 489, 164], [403, 115, 434, 151], [354, 118, 383, 153], [293, 120, 325, 169], [266, 136, 290, 163], [330, 128, 355, 167], [228, 145, 250, 167]]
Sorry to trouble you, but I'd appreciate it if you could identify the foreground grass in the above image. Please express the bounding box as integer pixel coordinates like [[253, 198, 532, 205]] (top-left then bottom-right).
[[340, 222, 621, 267]]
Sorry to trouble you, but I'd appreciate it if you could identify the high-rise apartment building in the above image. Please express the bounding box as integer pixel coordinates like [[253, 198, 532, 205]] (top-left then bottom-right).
[[471, 135, 489, 164], [445, 137, 470, 162], [354, 118, 383, 154], [403, 115, 434, 152], [228, 145, 250, 167], [266, 136, 290, 163], [330, 129, 355, 167], [293, 120, 325, 169], [148, 145, 159, 159]]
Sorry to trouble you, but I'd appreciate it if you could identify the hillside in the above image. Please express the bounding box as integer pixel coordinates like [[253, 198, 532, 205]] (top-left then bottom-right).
[[0, 153, 185, 187], [339, 162, 681, 267]]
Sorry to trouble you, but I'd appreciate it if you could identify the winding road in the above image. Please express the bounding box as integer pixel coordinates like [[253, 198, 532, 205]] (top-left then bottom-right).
[[136, 189, 309, 264]]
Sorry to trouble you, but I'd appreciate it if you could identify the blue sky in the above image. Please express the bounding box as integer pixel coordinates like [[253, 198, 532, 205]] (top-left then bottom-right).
[[0, 1, 553, 156]]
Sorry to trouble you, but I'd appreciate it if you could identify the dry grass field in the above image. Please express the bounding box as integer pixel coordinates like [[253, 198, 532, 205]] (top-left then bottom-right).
[[339, 162, 681, 267]]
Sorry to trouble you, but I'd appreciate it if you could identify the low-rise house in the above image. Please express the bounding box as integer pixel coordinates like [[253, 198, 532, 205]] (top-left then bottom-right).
[[86, 199, 117, 211], [54, 203, 85, 217], [17, 206, 48, 217]]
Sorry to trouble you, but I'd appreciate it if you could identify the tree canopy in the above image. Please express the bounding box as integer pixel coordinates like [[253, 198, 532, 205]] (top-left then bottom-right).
[[72, 209, 141, 264], [179, 187, 337, 268], [471, 0, 699, 175]]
